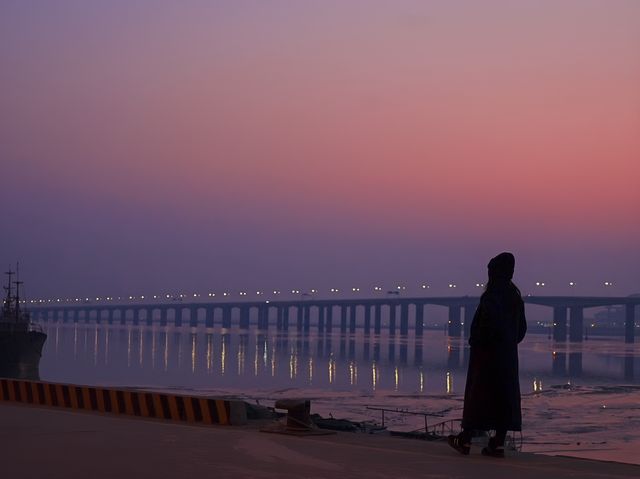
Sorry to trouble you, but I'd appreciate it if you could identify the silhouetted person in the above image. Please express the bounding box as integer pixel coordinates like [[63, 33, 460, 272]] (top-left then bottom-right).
[[448, 252, 527, 457]]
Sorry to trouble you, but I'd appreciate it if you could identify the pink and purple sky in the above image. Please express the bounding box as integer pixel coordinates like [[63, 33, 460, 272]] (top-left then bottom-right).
[[1, 1, 639, 298]]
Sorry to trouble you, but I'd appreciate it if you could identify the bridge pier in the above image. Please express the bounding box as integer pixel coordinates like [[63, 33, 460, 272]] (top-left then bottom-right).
[[205, 307, 214, 328], [133, 309, 140, 326], [145, 309, 153, 326], [283, 306, 290, 331], [325, 306, 332, 333], [240, 306, 250, 329], [389, 304, 396, 336], [160, 308, 167, 326], [464, 304, 475, 338], [340, 306, 347, 334], [569, 307, 583, 342], [296, 306, 303, 331], [222, 307, 232, 329], [553, 306, 567, 341], [552, 351, 567, 376], [400, 343, 407, 364], [175, 308, 183, 327], [625, 356, 635, 381], [318, 306, 326, 333], [626, 304, 636, 343], [448, 306, 461, 337], [303, 305, 310, 332], [188, 307, 198, 327], [374, 305, 381, 334], [349, 306, 356, 334], [415, 303, 424, 337], [400, 303, 409, 335], [364, 305, 371, 334], [569, 351, 582, 377], [258, 306, 268, 331]]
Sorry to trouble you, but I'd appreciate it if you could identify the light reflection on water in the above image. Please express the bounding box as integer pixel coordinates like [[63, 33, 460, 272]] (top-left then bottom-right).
[[40, 323, 640, 394]]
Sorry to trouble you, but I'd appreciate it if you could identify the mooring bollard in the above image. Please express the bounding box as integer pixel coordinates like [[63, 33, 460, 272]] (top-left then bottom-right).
[[274, 399, 312, 431], [261, 398, 334, 436]]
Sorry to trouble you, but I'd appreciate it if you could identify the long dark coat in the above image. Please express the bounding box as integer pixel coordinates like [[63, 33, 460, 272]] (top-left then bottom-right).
[[461, 282, 527, 431]]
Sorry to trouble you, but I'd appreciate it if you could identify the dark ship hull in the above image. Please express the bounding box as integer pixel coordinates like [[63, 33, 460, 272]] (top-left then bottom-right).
[[0, 330, 47, 380]]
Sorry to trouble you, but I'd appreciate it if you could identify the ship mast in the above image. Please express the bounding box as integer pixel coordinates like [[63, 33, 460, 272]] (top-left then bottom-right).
[[14, 263, 22, 316], [3, 269, 14, 315]]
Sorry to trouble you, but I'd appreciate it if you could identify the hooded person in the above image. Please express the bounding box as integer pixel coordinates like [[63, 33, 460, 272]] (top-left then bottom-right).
[[448, 252, 527, 457]]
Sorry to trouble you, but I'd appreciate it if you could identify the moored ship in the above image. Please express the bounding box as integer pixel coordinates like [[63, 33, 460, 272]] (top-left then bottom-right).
[[0, 268, 47, 379]]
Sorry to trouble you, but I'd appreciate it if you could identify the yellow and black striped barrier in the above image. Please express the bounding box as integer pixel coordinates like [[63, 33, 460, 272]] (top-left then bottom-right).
[[0, 378, 247, 425]]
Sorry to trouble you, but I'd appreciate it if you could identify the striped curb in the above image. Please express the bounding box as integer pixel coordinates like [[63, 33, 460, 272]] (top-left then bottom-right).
[[0, 378, 247, 425]]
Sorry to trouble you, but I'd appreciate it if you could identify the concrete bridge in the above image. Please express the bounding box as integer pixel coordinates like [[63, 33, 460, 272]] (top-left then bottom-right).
[[30, 295, 640, 342]]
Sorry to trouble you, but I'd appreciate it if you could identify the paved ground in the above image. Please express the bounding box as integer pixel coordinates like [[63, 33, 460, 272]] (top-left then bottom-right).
[[1, 403, 638, 479]]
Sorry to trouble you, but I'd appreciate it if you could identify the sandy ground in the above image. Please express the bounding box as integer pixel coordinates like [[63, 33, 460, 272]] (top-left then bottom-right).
[[1, 403, 639, 479]]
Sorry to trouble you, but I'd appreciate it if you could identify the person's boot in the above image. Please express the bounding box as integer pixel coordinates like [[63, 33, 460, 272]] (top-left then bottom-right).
[[447, 434, 471, 455], [481, 436, 505, 458]]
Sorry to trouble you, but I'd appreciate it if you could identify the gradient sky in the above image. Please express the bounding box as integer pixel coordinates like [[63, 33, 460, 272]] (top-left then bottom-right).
[[1, 0, 639, 299]]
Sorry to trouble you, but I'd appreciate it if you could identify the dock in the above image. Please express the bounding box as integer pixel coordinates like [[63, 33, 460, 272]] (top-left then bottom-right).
[[1, 403, 638, 478]]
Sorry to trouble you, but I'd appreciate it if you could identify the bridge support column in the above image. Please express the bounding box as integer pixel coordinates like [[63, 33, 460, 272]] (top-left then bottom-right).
[[389, 304, 397, 336], [325, 306, 332, 333], [133, 309, 140, 326], [448, 306, 461, 337], [160, 308, 167, 326], [258, 306, 268, 331], [340, 306, 347, 333], [296, 306, 303, 331], [318, 306, 326, 333], [374, 305, 381, 334], [240, 306, 250, 329], [303, 305, 311, 332], [415, 303, 424, 337], [222, 307, 232, 329], [400, 303, 409, 335], [205, 307, 214, 328], [626, 304, 636, 343], [349, 306, 356, 333], [174, 308, 183, 327], [553, 306, 567, 341], [552, 351, 567, 376], [464, 304, 475, 338], [364, 305, 371, 334], [569, 307, 583, 342], [569, 352, 582, 377], [146, 309, 153, 326], [120, 309, 127, 325], [62, 310, 69, 323], [189, 307, 198, 327]]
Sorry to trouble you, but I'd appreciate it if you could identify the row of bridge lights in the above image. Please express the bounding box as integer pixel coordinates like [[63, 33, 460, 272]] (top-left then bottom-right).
[[21, 281, 616, 305]]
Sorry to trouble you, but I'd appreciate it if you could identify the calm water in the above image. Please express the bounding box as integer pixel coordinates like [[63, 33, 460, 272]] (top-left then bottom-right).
[[39, 323, 640, 395]]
